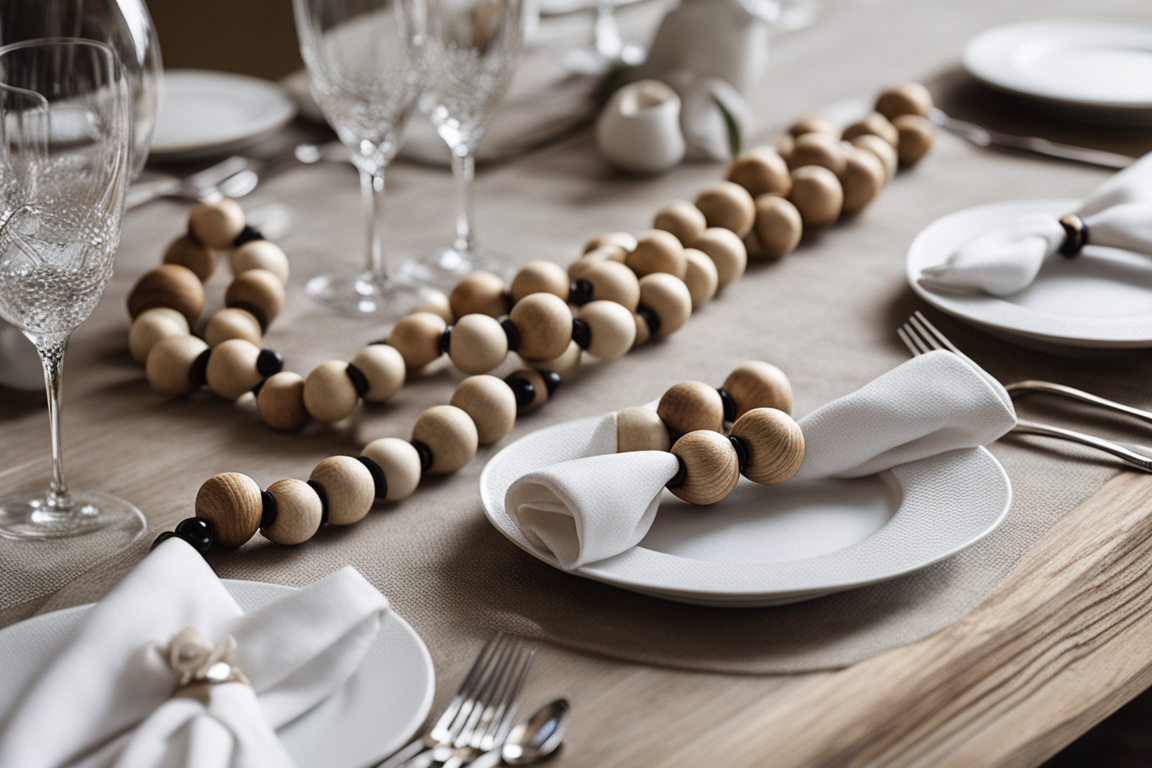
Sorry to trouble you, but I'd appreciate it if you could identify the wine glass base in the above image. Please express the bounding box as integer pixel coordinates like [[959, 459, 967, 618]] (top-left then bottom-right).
[[0, 490, 146, 541], [305, 270, 435, 320], [563, 42, 646, 75], [403, 246, 516, 290]]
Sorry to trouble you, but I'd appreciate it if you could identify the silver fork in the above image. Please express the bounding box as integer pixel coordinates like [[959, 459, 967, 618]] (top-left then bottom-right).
[[440, 640, 535, 768], [899, 311, 1152, 472]]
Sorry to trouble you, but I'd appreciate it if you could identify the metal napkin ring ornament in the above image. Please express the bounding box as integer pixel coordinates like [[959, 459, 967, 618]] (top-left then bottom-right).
[[165, 626, 250, 702], [1058, 214, 1089, 257]]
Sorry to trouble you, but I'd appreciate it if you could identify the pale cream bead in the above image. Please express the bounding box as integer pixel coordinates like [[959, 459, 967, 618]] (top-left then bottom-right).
[[789, 166, 843, 227], [360, 437, 422, 501], [669, 431, 740, 505], [146, 334, 208, 396], [576, 300, 635, 360], [527, 340, 581, 381], [411, 404, 479, 474], [580, 260, 640, 311], [893, 114, 933, 165], [230, 240, 289, 285], [511, 260, 569, 303], [851, 134, 899, 181], [638, 273, 692, 339], [508, 293, 572, 361], [690, 228, 746, 289], [875, 82, 933, 120], [789, 116, 839, 138], [204, 308, 262, 348], [389, 312, 447, 369], [658, 380, 725, 436], [789, 132, 847, 176], [569, 245, 627, 279], [448, 313, 509, 374], [842, 112, 899, 148], [625, 230, 687, 279], [127, 264, 205, 325], [730, 407, 805, 485], [583, 231, 637, 254], [303, 360, 361, 423], [694, 181, 755, 238], [225, 268, 284, 327], [350, 344, 405, 402], [129, 307, 190, 364], [163, 234, 216, 281], [840, 146, 886, 214], [195, 472, 262, 547], [616, 407, 670, 452], [261, 478, 323, 545], [653, 200, 707, 246], [205, 338, 263, 401], [414, 291, 454, 323], [189, 198, 246, 249], [722, 360, 793, 417], [256, 371, 309, 430], [751, 195, 803, 259], [450, 374, 518, 444], [683, 248, 718, 308], [450, 272, 509, 318], [309, 455, 375, 525], [725, 148, 792, 198]]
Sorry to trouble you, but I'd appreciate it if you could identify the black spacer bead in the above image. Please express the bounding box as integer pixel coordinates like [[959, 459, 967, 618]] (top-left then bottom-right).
[[665, 454, 687, 489], [504, 375, 535, 407], [232, 224, 265, 248], [501, 319, 521, 351], [503, 291, 515, 314], [151, 530, 179, 550], [188, 348, 211, 388], [251, 378, 266, 398], [729, 435, 749, 473], [637, 306, 660, 337], [369, 338, 389, 347], [568, 279, 593, 306], [228, 300, 268, 333], [259, 491, 278, 529], [440, 324, 454, 354], [410, 440, 433, 473], [175, 517, 213, 555], [358, 456, 388, 500], [345, 362, 370, 397], [571, 318, 591, 349], [307, 480, 329, 525], [718, 388, 737, 423], [541, 370, 561, 396], [256, 348, 284, 378]]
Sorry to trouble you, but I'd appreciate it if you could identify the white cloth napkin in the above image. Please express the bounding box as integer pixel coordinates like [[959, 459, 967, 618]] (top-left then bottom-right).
[[919, 152, 1152, 295], [0, 538, 389, 768], [505, 351, 1017, 570]]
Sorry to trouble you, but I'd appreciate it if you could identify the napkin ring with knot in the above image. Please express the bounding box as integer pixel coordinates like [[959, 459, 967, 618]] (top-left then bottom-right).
[[164, 626, 250, 702]]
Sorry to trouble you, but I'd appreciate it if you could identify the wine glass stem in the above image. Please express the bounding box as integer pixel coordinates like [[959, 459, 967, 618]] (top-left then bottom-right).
[[361, 167, 389, 284], [36, 335, 73, 512], [594, 1, 623, 58], [452, 147, 477, 257]]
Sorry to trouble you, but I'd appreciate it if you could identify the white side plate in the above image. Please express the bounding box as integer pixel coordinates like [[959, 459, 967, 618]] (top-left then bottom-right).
[[0, 580, 434, 768], [480, 414, 1011, 607]]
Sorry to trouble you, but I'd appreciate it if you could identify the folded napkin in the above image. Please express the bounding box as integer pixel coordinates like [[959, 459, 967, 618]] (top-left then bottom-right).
[[919, 152, 1152, 295], [505, 350, 1017, 570], [0, 538, 389, 768]]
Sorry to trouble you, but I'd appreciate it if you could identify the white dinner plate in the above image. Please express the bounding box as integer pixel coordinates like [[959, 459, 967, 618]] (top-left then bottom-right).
[[908, 198, 1152, 349], [480, 414, 1011, 607], [0, 580, 434, 768], [151, 70, 297, 160], [963, 20, 1152, 125]]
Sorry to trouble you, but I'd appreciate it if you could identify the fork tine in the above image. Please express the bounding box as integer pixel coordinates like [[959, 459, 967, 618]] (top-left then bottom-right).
[[912, 311, 980, 368], [428, 634, 501, 744], [899, 323, 932, 355], [481, 645, 535, 751], [908, 315, 943, 353], [453, 637, 517, 749], [896, 326, 921, 357]]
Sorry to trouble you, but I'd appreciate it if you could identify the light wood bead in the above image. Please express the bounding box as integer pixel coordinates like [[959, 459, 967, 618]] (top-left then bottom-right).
[[450, 272, 509, 319], [638, 273, 692, 339], [309, 455, 375, 525], [789, 132, 848, 176], [632, 312, 651, 349], [694, 181, 756, 238], [851, 134, 899, 181], [414, 291, 454, 323], [360, 437, 422, 501], [261, 478, 323, 545], [256, 371, 309, 430], [129, 308, 190, 364], [528, 339, 581, 381], [204, 308, 262, 348], [653, 201, 707, 246], [205, 338, 263, 401], [508, 292, 572, 361], [412, 404, 478, 474], [722, 360, 793, 417], [145, 334, 208, 396], [127, 264, 204, 325], [788, 115, 840, 138], [350, 344, 405, 402], [576, 300, 635, 360], [389, 312, 448, 369], [225, 268, 284, 327], [163, 234, 216, 281], [616, 407, 670, 453], [451, 374, 517, 444], [581, 260, 640, 311], [840, 146, 886, 215], [188, 198, 247, 250], [568, 245, 626, 279], [725, 148, 792, 199], [510, 367, 550, 412], [842, 112, 899, 148], [683, 248, 718, 309], [875, 82, 933, 120], [893, 114, 934, 166], [731, 407, 805, 485], [511, 260, 569, 303], [789, 166, 843, 228], [584, 232, 637, 254], [658, 380, 725, 436], [625, 229, 687, 279], [195, 472, 262, 548], [776, 134, 795, 165], [448, 313, 509, 374], [303, 360, 360, 423], [690, 227, 746, 288], [230, 240, 289, 285], [751, 194, 803, 259], [669, 431, 741, 505]]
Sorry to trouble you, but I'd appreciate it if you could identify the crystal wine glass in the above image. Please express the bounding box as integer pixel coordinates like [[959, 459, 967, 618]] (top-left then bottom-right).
[[402, 0, 525, 285], [0, 39, 145, 542], [294, 0, 431, 318], [563, 0, 645, 76]]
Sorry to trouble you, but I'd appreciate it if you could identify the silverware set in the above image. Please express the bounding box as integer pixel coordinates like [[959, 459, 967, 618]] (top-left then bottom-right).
[[899, 311, 1152, 471]]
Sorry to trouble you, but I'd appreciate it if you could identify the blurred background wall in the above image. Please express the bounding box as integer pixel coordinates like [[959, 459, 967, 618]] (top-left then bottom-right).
[[148, 0, 302, 79]]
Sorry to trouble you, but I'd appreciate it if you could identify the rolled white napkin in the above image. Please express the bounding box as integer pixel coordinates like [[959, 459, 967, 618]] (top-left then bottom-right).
[[0, 538, 389, 768], [505, 350, 1016, 570], [919, 152, 1152, 295]]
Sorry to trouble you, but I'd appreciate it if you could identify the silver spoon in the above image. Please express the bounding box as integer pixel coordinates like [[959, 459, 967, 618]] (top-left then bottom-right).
[[469, 699, 570, 768]]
